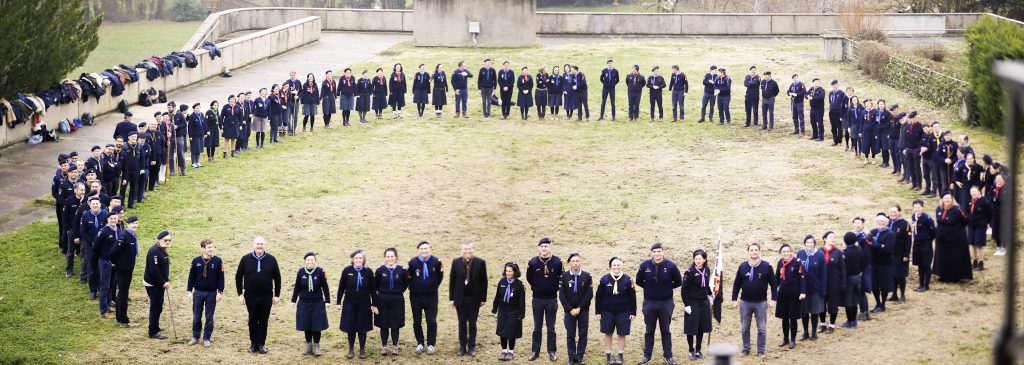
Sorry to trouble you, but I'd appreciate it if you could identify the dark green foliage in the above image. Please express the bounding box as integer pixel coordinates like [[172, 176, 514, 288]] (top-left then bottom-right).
[[0, 0, 101, 98], [966, 16, 1024, 137], [170, 0, 206, 22]]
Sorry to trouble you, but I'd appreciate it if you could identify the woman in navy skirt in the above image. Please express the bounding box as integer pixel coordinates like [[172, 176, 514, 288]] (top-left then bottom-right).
[[821, 231, 846, 332], [563, 63, 576, 119], [389, 63, 407, 119], [492, 262, 525, 361], [796, 235, 825, 340], [300, 73, 320, 132], [775, 244, 805, 349], [356, 70, 372, 124], [516, 67, 533, 120], [595, 257, 636, 365], [534, 66, 549, 120], [965, 186, 991, 270], [335, 250, 376, 359], [279, 83, 294, 139], [219, 95, 242, 159], [339, 68, 356, 126], [934, 193, 972, 282], [291, 252, 330, 357], [372, 68, 388, 120], [204, 100, 220, 162], [548, 66, 563, 117], [680, 249, 712, 360], [321, 70, 338, 128], [374, 247, 408, 357], [431, 64, 448, 117], [268, 84, 283, 143], [412, 64, 431, 118]]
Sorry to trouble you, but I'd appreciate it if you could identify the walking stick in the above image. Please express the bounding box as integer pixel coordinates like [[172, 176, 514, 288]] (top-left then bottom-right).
[[166, 289, 178, 342], [164, 127, 170, 183]]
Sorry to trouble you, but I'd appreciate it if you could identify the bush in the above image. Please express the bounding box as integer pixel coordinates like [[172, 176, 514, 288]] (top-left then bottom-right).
[[857, 41, 891, 82], [966, 15, 1024, 137], [912, 45, 948, 63], [171, 0, 207, 22], [839, 2, 887, 42]]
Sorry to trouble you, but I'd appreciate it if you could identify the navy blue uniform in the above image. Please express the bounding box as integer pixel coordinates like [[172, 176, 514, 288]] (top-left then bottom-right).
[[526, 255, 563, 354], [79, 208, 108, 293], [868, 227, 895, 305], [235, 251, 282, 349], [595, 273, 636, 336], [517, 74, 534, 119], [743, 74, 761, 126], [934, 205, 971, 282], [700, 72, 718, 121], [559, 269, 593, 362], [431, 71, 448, 108], [626, 72, 646, 120], [646, 74, 666, 120], [498, 68, 515, 118], [574, 72, 590, 120], [535, 72, 550, 118], [143, 243, 170, 337], [599, 67, 619, 119], [292, 267, 331, 332], [336, 265, 376, 333], [788, 81, 807, 134], [760, 78, 779, 129], [492, 278, 526, 341], [679, 265, 712, 336], [635, 259, 682, 359], [715, 75, 732, 124], [807, 86, 826, 140], [94, 224, 120, 315], [388, 71, 407, 110], [828, 89, 848, 144], [911, 213, 937, 290], [221, 103, 242, 140], [774, 258, 805, 320], [407, 255, 443, 346], [109, 229, 138, 324], [478, 66, 497, 118], [373, 265, 408, 335], [669, 71, 688, 121], [372, 75, 388, 114], [186, 255, 225, 341], [451, 68, 473, 115]]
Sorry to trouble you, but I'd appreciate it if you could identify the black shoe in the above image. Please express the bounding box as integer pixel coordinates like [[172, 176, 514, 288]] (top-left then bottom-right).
[[799, 333, 809, 341], [530, 352, 540, 361], [259, 346, 268, 354], [788, 342, 796, 349], [870, 306, 882, 313], [90, 292, 97, 300], [828, 326, 835, 334], [149, 333, 168, 340], [757, 352, 765, 357], [346, 350, 355, 359], [688, 352, 696, 361], [248, 345, 257, 353], [606, 353, 613, 365], [666, 358, 677, 365], [359, 349, 367, 359], [778, 340, 789, 347], [697, 118, 704, 123], [637, 356, 651, 365], [899, 296, 906, 304], [811, 333, 818, 341], [616, 353, 624, 365], [977, 262, 985, 271], [741, 350, 750, 357], [888, 294, 899, 302], [914, 286, 925, 292], [468, 348, 477, 357]]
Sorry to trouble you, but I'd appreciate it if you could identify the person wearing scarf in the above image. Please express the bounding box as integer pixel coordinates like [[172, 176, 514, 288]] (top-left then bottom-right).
[[635, 243, 683, 365], [186, 239, 224, 348], [79, 196, 108, 299], [492, 262, 526, 362], [559, 253, 593, 365], [412, 63, 431, 118], [109, 215, 140, 328], [291, 252, 330, 357], [235, 236, 282, 355], [372, 68, 388, 120], [841, 231, 866, 329], [203, 100, 221, 163], [796, 235, 826, 340], [299, 73, 320, 132], [988, 174, 1006, 257], [774, 244, 806, 350], [220, 95, 243, 159], [94, 209, 122, 320], [388, 63, 407, 119], [407, 241, 443, 354], [934, 192, 972, 283], [143, 227, 172, 339], [526, 237, 564, 361], [965, 186, 992, 271], [320, 70, 338, 128], [374, 247, 408, 357], [730, 243, 778, 357], [596, 257, 636, 365], [336, 249, 376, 360], [431, 64, 448, 118], [820, 232, 847, 333], [887, 206, 912, 305], [355, 70, 372, 124], [680, 250, 714, 360], [449, 241, 488, 357], [866, 214, 895, 314]]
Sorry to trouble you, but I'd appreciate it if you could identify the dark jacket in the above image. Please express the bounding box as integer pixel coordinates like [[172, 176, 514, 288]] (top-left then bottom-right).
[[143, 244, 170, 287], [775, 258, 806, 295], [477, 67, 497, 90], [669, 72, 689, 93], [646, 75, 666, 93], [788, 81, 806, 103], [109, 229, 138, 273], [234, 252, 282, 297], [600, 68, 620, 88], [679, 265, 712, 305], [448, 257, 488, 303], [715, 75, 732, 97], [526, 256, 563, 299], [292, 267, 331, 303], [93, 225, 121, 260], [828, 89, 848, 112], [406, 255, 444, 295], [413, 71, 431, 93], [744, 74, 761, 97], [300, 81, 320, 105], [807, 86, 825, 110], [731, 260, 777, 302], [843, 244, 865, 276], [558, 269, 593, 312], [595, 273, 636, 315], [966, 196, 991, 227], [702, 72, 717, 94], [634, 259, 683, 301], [186, 255, 226, 293], [491, 278, 526, 317], [336, 265, 376, 305], [868, 228, 895, 267], [452, 68, 472, 90], [626, 73, 646, 94], [389, 72, 407, 94], [498, 68, 515, 90]]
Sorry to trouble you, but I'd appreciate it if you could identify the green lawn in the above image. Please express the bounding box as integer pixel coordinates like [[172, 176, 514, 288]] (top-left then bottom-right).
[[69, 21, 201, 78], [3, 40, 1013, 364]]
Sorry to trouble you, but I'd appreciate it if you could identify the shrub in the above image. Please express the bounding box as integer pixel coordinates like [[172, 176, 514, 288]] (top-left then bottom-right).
[[839, 2, 887, 42], [912, 45, 948, 63], [966, 15, 1024, 137], [171, 0, 207, 22], [857, 41, 891, 82]]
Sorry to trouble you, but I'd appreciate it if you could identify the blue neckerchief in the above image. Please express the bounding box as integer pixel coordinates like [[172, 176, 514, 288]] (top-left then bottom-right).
[[419, 255, 431, 280], [748, 262, 756, 282], [504, 278, 514, 302], [386, 265, 396, 289], [253, 251, 266, 273], [571, 269, 580, 293], [93, 212, 100, 229], [354, 266, 363, 290]]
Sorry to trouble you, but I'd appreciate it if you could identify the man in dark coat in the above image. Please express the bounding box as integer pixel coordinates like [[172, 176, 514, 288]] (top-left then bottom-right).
[[144, 230, 172, 339], [449, 241, 488, 357]]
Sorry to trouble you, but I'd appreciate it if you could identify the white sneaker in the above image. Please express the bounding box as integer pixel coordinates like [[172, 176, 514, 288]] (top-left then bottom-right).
[[994, 248, 1005, 256], [415, 344, 424, 354], [426, 345, 436, 355]]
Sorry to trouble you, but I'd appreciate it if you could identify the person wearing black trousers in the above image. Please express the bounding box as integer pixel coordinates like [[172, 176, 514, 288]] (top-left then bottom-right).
[[875, 100, 893, 168], [806, 78, 825, 141], [144, 229, 172, 339], [407, 241, 443, 355], [774, 244, 805, 349], [699, 65, 718, 123], [599, 59, 619, 121], [498, 61, 515, 120], [299, 73, 320, 132], [110, 215, 139, 328], [449, 241, 488, 357], [867, 214, 895, 313], [887, 206, 911, 304], [321, 70, 337, 128], [535, 67, 550, 120], [841, 232, 865, 329], [526, 238, 563, 361], [572, 66, 590, 121], [493, 262, 526, 362], [374, 247, 409, 357], [646, 66, 666, 122], [291, 252, 330, 357], [235, 236, 282, 355], [267, 85, 283, 143], [412, 64, 431, 118], [680, 250, 713, 360], [431, 65, 448, 118], [669, 65, 689, 122], [635, 243, 683, 365], [827, 80, 848, 145], [965, 186, 991, 271], [516, 67, 534, 120], [787, 74, 806, 134], [625, 65, 645, 122], [336, 250, 376, 360], [820, 232, 846, 333], [185, 239, 225, 348], [339, 68, 357, 126], [204, 101, 221, 162], [559, 253, 593, 365], [389, 63, 407, 119], [714, 68, 732, 125], [910, 199, 936, 292], [743, 66, 760, 127]]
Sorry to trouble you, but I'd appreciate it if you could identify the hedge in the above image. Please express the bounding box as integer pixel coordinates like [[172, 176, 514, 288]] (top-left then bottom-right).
[[966, 16, 1024, 138], [855, 41, 969, 120]]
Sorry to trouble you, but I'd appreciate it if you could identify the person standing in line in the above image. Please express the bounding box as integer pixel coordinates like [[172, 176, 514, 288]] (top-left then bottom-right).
[[646, 66, 666, 122], [846, 96, 866, 160], [79, 196, 108, 300], [452, 61, 473, 118], [321, 70, 338, 127], [548, 66, 563, 117], [731, 243, 778, 357], [819, 232, 847, 333], [535, 66, 550, 120], [840, 232, 864, 329], [698, 65, 718, 123], [827, 80, 848, 146], [432, 64, 448, 118], [933, 192, 972, 283], [596, 257, 636, 365], [774, 244, 805, 349], [715, 68, 732, 125], [291, 252, 330, 357], [283, 71, 302, 135], [144, 229, 172, 339], [267, 85, 284, 143], [109, 215, 140, 328], [743, 66, 760, 128], [94, 209, 121, 319], [669, 65, 688, 123], [563, 63, 576, 120], [389, 63, 408, 119], [372, 68, 389, 120], [493, 262, 526, 361], [625, 65, 645, 122], [559, 253, 593, 365], [252, 88, 269, 148], [572, 66, 590, 121], [498, 61, 516, 120], [407, 241, 443, 355], [965, 186, 991, 271], [796, 235, 825, 341], [759, 71, 779, 130], [339, 68, 357, 125], [910, 199, 936, 292], [356, 70, 373, 124], [220, 95, 242, 158], [635, 243, 683, 365], [374, 247, 409, 357], [680, 249, 713, 360], [867, 213, 895, 313], [412, 64, 431, 118], [186, 238, 224, 348], [887, 206, 911, 304], [299, 73, 320, 132], [449, 241, 488, 357], [336, 250, 376, 360], [599, 59, 619, 121], [516, 67, 534, 121], [236, 236, 282, 354], [787, 74, 807, 135], [806, 78, 825, 141], [526, 238, 563, 361], [479, 59, 498, 119], [204, 101, 221, 162], [239, 91, 254, 151]]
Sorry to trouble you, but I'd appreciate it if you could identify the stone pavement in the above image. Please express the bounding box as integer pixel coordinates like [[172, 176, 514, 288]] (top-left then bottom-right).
[[0, 32, 410, 233]]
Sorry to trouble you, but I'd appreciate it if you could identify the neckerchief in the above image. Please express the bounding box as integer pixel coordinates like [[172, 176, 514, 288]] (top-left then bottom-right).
[[419, 255, 431, 279], [652, 259, 662, 283], [610, 273, 623, 295], [538, 256, 551, 275], [463, 258, 472, 285], [305, 266, 316, 292], [571, 269, 580, 293], [970, 197, 979, 214], [695, 266, 707, 287], [386, 264, 396, 289], [202, 256, 212, 278], [354, 266, 364, 291], [747, 259, 762, 282], [504, 278, 514, 302], [824, 245, 834, 264], [253, 251, 266, 273], [780, 258, 794, 280]]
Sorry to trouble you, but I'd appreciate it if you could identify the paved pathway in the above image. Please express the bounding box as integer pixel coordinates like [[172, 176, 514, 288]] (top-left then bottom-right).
[[0, 32, 410, 233]]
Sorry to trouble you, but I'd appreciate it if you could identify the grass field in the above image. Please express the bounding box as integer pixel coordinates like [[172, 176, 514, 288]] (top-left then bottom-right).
[[69, 20, 202, 78], [2, 40, 1019, 364]]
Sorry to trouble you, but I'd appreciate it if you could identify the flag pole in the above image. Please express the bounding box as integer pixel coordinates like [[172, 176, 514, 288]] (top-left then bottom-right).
[[708, 225, 723, 349]]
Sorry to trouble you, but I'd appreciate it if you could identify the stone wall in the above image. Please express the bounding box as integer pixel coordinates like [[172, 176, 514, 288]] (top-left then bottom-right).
[[1, 16, 322, 148], [413, 0, 537, 47]]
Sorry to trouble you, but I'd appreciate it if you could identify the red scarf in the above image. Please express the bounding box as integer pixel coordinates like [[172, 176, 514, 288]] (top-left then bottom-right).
[[995, 185, 1002, 200], [780, 258, 794, 280], [328, 79, 335, 94], [823, 245, 834, 264], [941, 206, 951, 220], [970, 197, 979, 214], [395, 72, 403, 82]]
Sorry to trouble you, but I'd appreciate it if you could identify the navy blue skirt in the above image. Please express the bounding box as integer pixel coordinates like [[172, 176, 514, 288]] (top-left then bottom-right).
[[413, 90, 429, 104], [388, 93, 406, 108], [517, 92, 533, 109], [548, 89, 562, 107], [535, 89, 548, 107], [296, 300, 329, 332], [372, 93, 388, 111], [356, 93, 371, 112], [495, 307, 523, 339], [432, 89, 447, 106], [340, 297, 373, 333], [322, 94, 337, 114], [872, 266, 894, 292], [374, 296, 405, 329]]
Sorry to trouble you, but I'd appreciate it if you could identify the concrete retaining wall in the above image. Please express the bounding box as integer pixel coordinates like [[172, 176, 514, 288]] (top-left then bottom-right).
[[1, 16, 321, 148], [413, 0, 537, 47]]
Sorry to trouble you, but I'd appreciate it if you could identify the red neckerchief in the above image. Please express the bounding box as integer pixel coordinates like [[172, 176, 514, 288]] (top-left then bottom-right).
[[307, 82, 314, 93], [780, 258, 794, 280], [395, 72, 403, 82], [941, 205, 951, 220], [995, 185, 1002, 200], [970, 197, 978, 214], [823, 245, 834, 264], [328, 79, 335, 94]]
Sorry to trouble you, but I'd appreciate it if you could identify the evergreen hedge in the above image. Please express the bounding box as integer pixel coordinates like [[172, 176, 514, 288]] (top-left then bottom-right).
[[966, 16, 1024, 138]]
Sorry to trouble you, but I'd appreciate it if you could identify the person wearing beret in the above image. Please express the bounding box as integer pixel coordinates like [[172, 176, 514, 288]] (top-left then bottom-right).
[[185, 103, 204, 168], [412, 64, 431, 118], [220, 94, 243, 158], [625, 65, 645, 122], [291, 251, 330, 357], [498, 61, 515, 120], [119, 132, 144, 209], [904, 112, 926, 191], [94, 207, 122, 317], [598, 59, 619, 121], [299, 73, 320, 131], [144, 121, 164, 191], [86, 145, 103, 182], [205, 101, 222, 162], [535, 66, 550, 120], [336, 249, 376, 359], [54, 164, 75, 256], [647, 66, 667, 122], [135, 130, 151, 203], [572, 66, 590, 121], [479, 59, 498, 119], [828, 80, 848, 146], [374, 247, 408, 357], [252, 88, 269, 148], [451, 61, 472, 118], [867, 214, 895, 313], [563, 63, 576, 120], [875, 100, 894, 168], [596, 256, 636, 365], [186, 239, 225, 348], [321, 70, 338, 127], [548, 65, 563, 118], [355, 70, 372, 124], [449, 241, 488, 357], [714, 68, 732, 125], [431, 64, 448, 118], [144, 229, 172, 339], [527, 237, 563, 361], [516, 67, 534, 121], [887, 206, 911, 304], [635, 243, 682, 365], [910, 200, 936, 293], [62, 182, 86, 278], [669, 65, 689, 123], [372, 68, 389, 120], [698, 65, 718, 123], [786, 74, 807, 135], [680, 250, 713, 360], [407, 241, 443, 354], [819, 232, 846, 333], [389, 63, 408, 119], [759, 71, 779, 130], [773, 244, 804, 350], [113, 112, 137, 142], [79, 196, 108, 299], [805, 78, 825, 141], [109, 215, 139, 327], [236, 236, 282, 354], [559, 252, 593, 365], [493, 262, 526, 361], [239, 91, 254, 152], [743, 66, 760, 128]]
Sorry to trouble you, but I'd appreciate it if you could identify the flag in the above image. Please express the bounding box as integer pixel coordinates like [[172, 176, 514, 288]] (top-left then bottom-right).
[[711, 227, 725, 324]]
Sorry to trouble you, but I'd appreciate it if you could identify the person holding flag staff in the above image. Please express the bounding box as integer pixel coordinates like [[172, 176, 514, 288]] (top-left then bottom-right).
[[680, 249, 713, 360]]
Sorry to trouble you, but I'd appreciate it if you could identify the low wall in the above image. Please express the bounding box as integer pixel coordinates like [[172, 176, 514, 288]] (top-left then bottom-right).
[[1, 16, 322, 148], [414, 0, 537, 47]]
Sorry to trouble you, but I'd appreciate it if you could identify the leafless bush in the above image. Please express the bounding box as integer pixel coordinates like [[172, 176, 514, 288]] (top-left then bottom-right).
[[840, 2, 887, 41], [857, 41, 892, 82]]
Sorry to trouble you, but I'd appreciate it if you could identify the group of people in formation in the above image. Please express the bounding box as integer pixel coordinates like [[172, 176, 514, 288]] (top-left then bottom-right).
[[45, 56, 1008, 364]]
